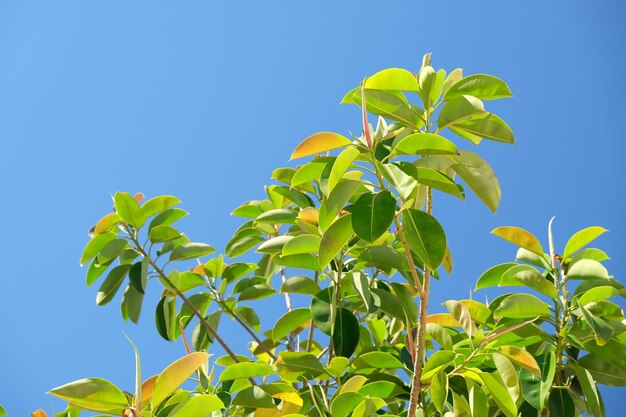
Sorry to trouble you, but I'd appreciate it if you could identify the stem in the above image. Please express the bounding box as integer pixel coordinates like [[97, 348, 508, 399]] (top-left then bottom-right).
[[281, 269, 297, 352], [129, 235, 241, 364], [407, 187, 432, 417]]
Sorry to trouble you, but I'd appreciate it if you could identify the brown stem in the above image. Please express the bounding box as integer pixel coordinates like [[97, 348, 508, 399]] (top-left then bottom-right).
[[407, 187, 433, 417], [130, 236, 241, 364]]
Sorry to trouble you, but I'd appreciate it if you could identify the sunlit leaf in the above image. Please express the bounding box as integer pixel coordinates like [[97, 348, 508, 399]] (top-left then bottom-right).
[[491, 226, 544, 256], [401, 208, 446, 270], [141, 196, 182, 219], [493, 294, 550, 319], [114, 192, 146, 229], [452, 151, 501, 212], [219, 362, 275, 381], [169, 242, 215, 262], [567, 259, 610, 280], [151, 352, 210, 407], [563, 226, 608, 259], [290, 132, 352, 160], [364, 68, 419, 91], [273, 308, 311, 341], [48, 378, 128, 414], [444, 74, 512, 101], [319, 214, 353, 268], [421, 351, 455, 382], [392, 133, 457, 156], [480, 373, 517, 417]]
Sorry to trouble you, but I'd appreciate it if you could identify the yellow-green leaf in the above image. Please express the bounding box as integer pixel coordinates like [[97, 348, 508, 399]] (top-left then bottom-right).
[[290, 132, 352, 160], [491, 226, 544, 256], [563, 226, 608, 259], [151, 352, 210, 407], [364, 68, 419, 92], [114, 192, 146, 229], [48, 378, 129, 413]]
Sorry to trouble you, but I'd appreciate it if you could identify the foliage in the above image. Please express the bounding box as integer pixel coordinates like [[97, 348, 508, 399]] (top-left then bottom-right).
[[16, 54, 626, 417]]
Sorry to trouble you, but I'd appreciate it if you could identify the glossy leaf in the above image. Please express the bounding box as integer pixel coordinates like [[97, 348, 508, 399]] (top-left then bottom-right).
[[364, 68, 419, 91], [452, 151, 501, 212], [319, 214, 353, 268], [353, 351, 403, 369], [256, 209, 298, 224], [114, 192, 145, 229], [491, 226, 544, 256], [437, 95, 486, 130], [169, 394, 224, 417], [493, 294, 550, 319], [430, 371, 448, 414], [277, 352, 327, 378], [579, 354, 626, 386], [392, 133, 457, 156], [280, 276, 321, 295], [273, 308, 311, 341], [358, 246, 409, 271], [318, 179, 361, 232], [328, 147, 360, 194], [401, 208, 446, 271], [169, 242, 216, 261], [475, 262, 518, 290], [149, 208, 188, 231], [567, 259, 610, 280], [48, 378, 128, 413], [151, 352, 210, 407], [333, 308, 359, 358], [421, 351, 455, 382], [343, 88, 422, 129], [497, 345, 541, 377], [351, 192, 396, 243], [141, 196, 181, 219], [444, 74, 512, 101], [282, 235, 320, 256], [80, 232, 117, 266], [480, 373, 517, 417], [219, 362, 275, 381], [580, 305, 613, 346], [548, 389, 575, 417], [93, 213, 121, 236], [232, 386, 276, 409], [574, 367, 602, 417], [290, 132, 352, 160], [96, 264, 131, 306], [149, 225, 182, 243], [311, 288, 333, 335], [563, 226, 608, 259]]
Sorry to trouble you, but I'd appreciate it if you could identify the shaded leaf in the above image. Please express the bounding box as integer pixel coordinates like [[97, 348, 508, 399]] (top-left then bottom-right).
[[401, 208, 446, 270], [452, 151, 501, 212]]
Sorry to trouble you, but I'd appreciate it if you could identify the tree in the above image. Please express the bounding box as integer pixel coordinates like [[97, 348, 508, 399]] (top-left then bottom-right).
[[16, 54, 625, 417]]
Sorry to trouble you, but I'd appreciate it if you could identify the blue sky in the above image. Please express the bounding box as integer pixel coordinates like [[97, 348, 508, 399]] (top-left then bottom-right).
[[1, 0, 625, 415]]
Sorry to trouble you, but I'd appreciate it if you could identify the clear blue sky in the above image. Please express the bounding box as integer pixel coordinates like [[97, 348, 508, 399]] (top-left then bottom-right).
[[1, 1, 624, 415]]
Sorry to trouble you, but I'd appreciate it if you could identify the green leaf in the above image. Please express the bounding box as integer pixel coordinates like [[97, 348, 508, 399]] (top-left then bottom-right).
[[443, 300, 475, 338], [502, 265, 557, 299], [352, 351, 403, 369], [548, 389, 575, 417], [149, 225, 182, 243], [114, 192, 146, 229], [291, 157, 334, 187], [344, 88, 422, 129], [578, 286, 625, 306], [452, 392, 470, 417], [120, 284, 143, 324], [257, 236, 293, 254], [571, 248, 610, 264], [331, 392, 365, 417], [151, 352, 210, 407], [401, 208, 446, 271], [351, 192, 396, 243], [169, 394, 224, 417], [238, 284, 276, 302], [563, 226, 608, 259], [413, 167, 464, 199], [128, 258, 148, 294], [48, 378, 129, 413], [327, 356, 350, 378], [421, 351, 455, 382], [358, 246, 409, 271], [468, 381, 489, 417], [580, 305, 613, 346], [574, 367, 602, 417], [141, 196, 182, 219], [232, 386, 276, 409], [274, 253, 322, 271], [273, 308, 311, 341], [578, 354, 626, 386], [290, 132, 352, 160], [96, 264, 131, 306], [155, 297, 177, 341], [497, 345, 541, 377], [282, 235, 321, 256], [442, 68, 463, 95], [219, 362, 275, 381], [392, 133, 457, 156], [364, 68, 419, 91], [318, 179, 361, 233], [311, 288, 333, 336], [0, 404, 5, 416], [319, 214, 353, 268], [481, 373, 517, 417], [333, 308, 359, 358], [277, 352, 327, 378], [169, 243, 216, 262], [96, 238, 129, 264], [450, 113, 514, 144], [452, 151, 501, 212], [256, 208, 298, 224], [80, 232, 117, 266], [475, 262, 519, 290], [493, 353, 520, 402], [567, 259, 610, 280], [280, 276, 321, 295], [444, 74, 512, 101], [430, 371, 448, 414], [149, 208, 188, 231], [491, 226, 544, 256], [437, 95, 486, 130], [494, 294, 550, 319], [328, 147, 360, 195]]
